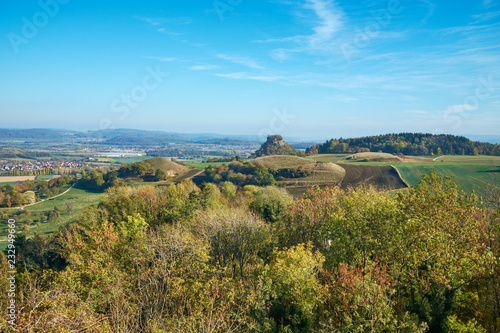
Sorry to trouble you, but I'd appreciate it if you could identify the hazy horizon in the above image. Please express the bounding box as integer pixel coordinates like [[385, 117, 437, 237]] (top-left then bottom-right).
[[1, 127, 500, 145]]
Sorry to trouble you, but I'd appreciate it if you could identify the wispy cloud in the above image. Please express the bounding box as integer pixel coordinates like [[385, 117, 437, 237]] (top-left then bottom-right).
[[443, 104, 479, 114], [135, 16, 192, 26], [253, 37, 296, 43], [157, 28, 183, 36], [135, 16, 164, 26], [257, 0, 344, 59], [304, 0, 344, 47], [216, 54, 265, 69], [415, 0, 436, 25], [440, 22, 500, 35], [483, 0, 494, 8], [471, 11, 500, 23], [215, 72, 283, 82], [188, 65, 220, 71]]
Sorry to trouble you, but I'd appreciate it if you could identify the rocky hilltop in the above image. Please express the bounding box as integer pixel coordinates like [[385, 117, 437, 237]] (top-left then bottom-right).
[[254, 135, 299, 157]]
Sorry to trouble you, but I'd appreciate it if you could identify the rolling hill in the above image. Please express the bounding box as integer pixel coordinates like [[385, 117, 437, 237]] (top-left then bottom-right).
[[143, 157, 190, 175], [339, 152, 403, 163], [251, 155, 313, 169]]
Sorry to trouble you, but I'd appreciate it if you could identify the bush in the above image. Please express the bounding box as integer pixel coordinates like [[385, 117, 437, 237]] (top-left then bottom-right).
[[248, 186, 293, 223]]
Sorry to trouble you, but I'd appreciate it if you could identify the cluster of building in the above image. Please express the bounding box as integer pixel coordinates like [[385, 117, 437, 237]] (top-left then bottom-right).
[[0, 160, 83, 172]]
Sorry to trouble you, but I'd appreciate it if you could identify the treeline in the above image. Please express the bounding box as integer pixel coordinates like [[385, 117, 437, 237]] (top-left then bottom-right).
[[202, 161, 311, 187], [306, 133, 500, 156], [2, 167, 81, 177], [0, 175, 73, 208], [148, 148, 237, 158], [80, 161, 166, 191], [204, 156, 243, 163], [0, 150, 52, 159], [3, 172, 499, 332]]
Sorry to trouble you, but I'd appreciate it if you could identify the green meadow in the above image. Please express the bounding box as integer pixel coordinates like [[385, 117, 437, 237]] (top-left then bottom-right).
[[0, 184, 105, 250]]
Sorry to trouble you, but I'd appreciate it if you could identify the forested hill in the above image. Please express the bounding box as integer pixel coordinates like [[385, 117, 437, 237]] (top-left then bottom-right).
[[306, 133, 500, 156]]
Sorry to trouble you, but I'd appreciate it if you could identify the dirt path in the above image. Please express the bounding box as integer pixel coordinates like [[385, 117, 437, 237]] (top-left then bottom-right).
[[3, 180, 79, 210], [390, 165, 411, 188], [174, 169, 204, 182]]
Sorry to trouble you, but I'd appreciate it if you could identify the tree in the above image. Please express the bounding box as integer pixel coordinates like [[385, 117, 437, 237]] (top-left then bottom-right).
[[267, 243, 325, 330], [221, 181, 237, 200], [48, 209, 60, 222], [199, 183, 221, 209], [153, 168, 165, 181], [320, 262, 426, 332], [117, 213, 148, 241], [391, 171, 492, 331], [248, 186, 293, 223], [66, 201, 74, 214], [252, 164, 275, 186], [21, 223, 30, 233], [23, 190, 36, 204], [195, 207, 270, 278]]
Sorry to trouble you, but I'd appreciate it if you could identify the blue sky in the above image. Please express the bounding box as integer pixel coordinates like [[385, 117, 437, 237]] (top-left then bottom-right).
[[0, 0, 499, 139]]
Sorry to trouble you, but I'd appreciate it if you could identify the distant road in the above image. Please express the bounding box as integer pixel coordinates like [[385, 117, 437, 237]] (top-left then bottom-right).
[[3, 180, 79, 210]]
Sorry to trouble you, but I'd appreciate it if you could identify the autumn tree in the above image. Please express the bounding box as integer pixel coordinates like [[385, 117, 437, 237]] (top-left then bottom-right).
[[266, 243, 325, 331], [195, 207, 270, 278]]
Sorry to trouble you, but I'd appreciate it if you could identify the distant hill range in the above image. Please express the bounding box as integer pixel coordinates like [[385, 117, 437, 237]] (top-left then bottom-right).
[[254, 135, 301, 157], [0, 128, 325, 146], [1, 129, 499, 156], [306, 133, 500, 156], [0, 128, 261, 145]]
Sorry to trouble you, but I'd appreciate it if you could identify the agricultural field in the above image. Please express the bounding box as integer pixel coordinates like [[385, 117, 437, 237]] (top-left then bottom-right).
[[338, 152, 403, 163], [396, 164, 498, 197], [251, 155, 314, 168], [35, 174, 58, 180], [279, 162, 345, 186], [319, 154, 499, 198], [339, 164, 408, 190], [434, 155, 500, 164], [305, 154, 347, 163], [0, 175, 37, 185], [184, 161, 230, 169], [110, 156, 150, 164]]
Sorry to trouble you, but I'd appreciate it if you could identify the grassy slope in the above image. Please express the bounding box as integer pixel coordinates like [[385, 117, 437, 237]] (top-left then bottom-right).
[[279, 162, 346, 186], [0, 184, 105, 250], [36, 175, 57, 180], [251, 156, 314, 169], [339, 152, 403, 162], [184, 162, 228, 170], [144, 157, 190, 174], [305, 154, 347, 163]]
